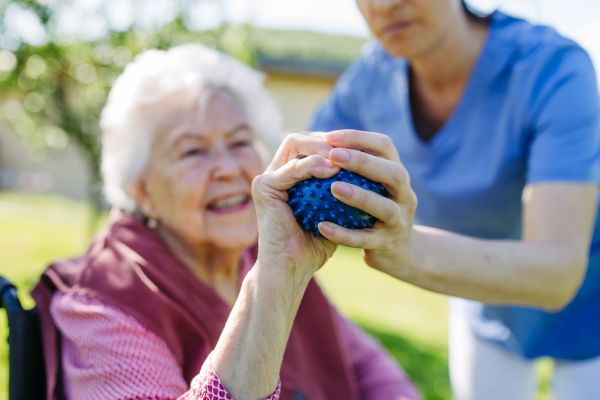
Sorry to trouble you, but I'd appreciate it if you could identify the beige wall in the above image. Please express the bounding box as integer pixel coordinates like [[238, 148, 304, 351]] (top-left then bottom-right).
[[263, 73, 335, 133], [0, 126, 91, 200]]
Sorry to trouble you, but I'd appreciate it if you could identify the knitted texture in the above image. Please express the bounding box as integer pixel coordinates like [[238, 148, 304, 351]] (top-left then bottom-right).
[[287, 169, 387, 236], [51, 291, 420, 400], [51, 292, 188, 399], [50, 292, 280, 400], [185, 357, 281, 400]]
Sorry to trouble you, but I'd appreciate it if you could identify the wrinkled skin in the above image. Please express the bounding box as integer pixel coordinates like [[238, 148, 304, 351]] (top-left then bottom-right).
[[133, 87, 262, 253]]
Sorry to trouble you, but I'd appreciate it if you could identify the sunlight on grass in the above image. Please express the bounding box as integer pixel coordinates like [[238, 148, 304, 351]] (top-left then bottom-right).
[[316, 247, 451, 399], [317, 247, 449, 347], [0, 192, 105, 400]]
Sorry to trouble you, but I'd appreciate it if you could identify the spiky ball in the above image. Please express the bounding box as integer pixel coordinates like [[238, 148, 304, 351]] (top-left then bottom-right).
[[287, 169, 387, 237]]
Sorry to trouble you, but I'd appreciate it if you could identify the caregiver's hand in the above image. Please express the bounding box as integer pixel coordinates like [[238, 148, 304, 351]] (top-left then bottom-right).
[[318, 129, 596, 312], [316, 129, 418, 279]]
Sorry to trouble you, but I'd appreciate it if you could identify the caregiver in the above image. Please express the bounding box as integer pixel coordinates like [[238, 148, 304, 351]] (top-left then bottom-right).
[[311, 0, 600, 399]]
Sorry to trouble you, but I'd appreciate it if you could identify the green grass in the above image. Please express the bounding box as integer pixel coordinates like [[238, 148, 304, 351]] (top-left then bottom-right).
[[0, 191, 554, 400], [316, 247, 450, 399], [317, 249, 554, 400]]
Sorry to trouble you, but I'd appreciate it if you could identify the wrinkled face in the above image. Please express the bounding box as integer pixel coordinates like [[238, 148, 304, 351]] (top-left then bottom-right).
[[356, 0, 461, 58], [134, 87, 262, 251]]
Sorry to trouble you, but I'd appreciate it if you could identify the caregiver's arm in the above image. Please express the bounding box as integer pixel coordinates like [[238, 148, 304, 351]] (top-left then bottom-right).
[[211, 155, 339, 400], [318, 130, 597, 311], [409, 183, 596, 310]]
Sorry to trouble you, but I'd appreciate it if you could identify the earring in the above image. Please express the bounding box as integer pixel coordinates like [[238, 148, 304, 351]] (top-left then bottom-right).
[[147, 218, 158, 229]]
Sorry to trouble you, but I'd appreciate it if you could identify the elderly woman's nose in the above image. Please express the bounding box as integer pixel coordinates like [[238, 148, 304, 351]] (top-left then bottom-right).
[[212, 148, 242, 179], [363, 0, 403, 12]]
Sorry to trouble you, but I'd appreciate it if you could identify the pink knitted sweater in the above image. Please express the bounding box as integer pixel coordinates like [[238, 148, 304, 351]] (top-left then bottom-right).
[[50, 291, 420, 400]]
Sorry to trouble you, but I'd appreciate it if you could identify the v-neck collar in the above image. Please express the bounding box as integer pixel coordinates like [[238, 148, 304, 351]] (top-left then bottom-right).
[[397, 11, 508, 155]]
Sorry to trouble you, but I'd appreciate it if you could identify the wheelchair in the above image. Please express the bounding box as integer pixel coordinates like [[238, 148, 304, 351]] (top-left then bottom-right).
[[0, 276, 46, 400]]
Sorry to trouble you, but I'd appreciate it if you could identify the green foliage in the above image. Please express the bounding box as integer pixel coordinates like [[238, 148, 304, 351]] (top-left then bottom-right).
[[363, 323, 450, 400], [251, 28, 366, 65], [0, 1, 255, 210], [0, 1, 368, 215]]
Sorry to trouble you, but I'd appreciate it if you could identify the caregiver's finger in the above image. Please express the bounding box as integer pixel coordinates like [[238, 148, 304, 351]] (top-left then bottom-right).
[[329, 148, 410, 200], [259, 155, 340, 192], [330, 182, 402, 224], [324, 130, 401, 163], [266, 132, 333, 173], [317, 222, 380, 249]]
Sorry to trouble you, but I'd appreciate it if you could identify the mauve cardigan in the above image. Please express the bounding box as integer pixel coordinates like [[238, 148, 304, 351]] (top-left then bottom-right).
[[33, 209, 420, 400]]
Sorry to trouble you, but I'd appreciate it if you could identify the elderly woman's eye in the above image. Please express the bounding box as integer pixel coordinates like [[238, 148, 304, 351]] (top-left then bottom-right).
[[182, 147, 206, 157], [232, 140, 251, 148]]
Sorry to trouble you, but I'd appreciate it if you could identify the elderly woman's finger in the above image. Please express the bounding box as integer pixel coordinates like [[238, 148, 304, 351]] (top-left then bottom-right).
[[328, 148, 410, 200], [267, 132, 333, 173], [259, 155, 340, 192], [324, 130, 401, 163], [330, 182, 402, 224], [317, 222, 380, 249]]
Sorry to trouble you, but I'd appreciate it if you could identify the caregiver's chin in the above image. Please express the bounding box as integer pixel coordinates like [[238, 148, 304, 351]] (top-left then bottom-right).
[[357, 0, 487, 60]]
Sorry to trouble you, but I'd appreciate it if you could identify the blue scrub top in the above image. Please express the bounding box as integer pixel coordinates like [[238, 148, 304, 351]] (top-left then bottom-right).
[[312, 12, 600, 360]]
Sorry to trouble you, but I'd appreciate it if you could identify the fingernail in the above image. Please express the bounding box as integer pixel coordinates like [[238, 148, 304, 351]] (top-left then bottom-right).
[[326, 131, 343, 142], [333, 182, 352, 197], [330, 148, 350, 163], [319, 223, 334, 235], [321, 158, 335, 168]]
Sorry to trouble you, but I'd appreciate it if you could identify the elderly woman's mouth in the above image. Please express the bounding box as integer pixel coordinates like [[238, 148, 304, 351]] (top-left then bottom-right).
[[207, 194, 251, 213]]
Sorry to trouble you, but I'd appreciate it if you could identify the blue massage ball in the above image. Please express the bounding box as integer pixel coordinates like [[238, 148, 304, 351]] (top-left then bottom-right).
[[287, 169, 387, 237]]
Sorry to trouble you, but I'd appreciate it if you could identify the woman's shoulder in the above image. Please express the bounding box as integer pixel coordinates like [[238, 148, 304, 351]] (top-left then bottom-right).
[[50, 291, 186, 377], [51, 291, 190, 398], [50, 291, 156, 338], [49, 291, 184, 372], [490, 11, 598, 111], [491, 12, 593, 69]]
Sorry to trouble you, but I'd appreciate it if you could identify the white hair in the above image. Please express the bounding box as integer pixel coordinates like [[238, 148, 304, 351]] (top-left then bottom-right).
[[100, 43, 282, 213]]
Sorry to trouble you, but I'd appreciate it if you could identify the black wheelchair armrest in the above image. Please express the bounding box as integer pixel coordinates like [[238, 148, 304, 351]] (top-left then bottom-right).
[[0, 277, 22, 311], [0, 276, 46, 400]]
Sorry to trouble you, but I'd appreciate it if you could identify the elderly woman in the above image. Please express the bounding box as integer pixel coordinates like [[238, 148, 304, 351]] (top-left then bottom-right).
[[31, 44, 420, 400]]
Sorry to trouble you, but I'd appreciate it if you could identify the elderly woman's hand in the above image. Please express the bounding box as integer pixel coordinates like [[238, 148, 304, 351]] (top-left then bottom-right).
[[252, 154, 340, 283], [268, 131, 333, 169], [212, 154, 340, 400], [317, 129, 419, 278]]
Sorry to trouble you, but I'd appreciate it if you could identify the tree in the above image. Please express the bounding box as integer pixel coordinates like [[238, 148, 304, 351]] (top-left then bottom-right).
[[0, 0, 254, 225]]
